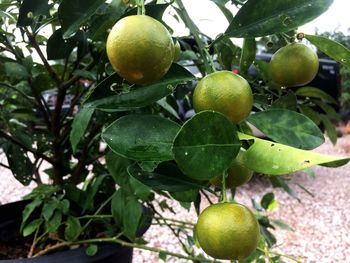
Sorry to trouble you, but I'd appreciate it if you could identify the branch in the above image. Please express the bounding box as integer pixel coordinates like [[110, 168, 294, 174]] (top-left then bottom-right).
[[71, 125, 102, 184], [0, 162, 10, 169], [25, 30, 61, 87], [0, 130, 53, 164], [32, 237, 212, 261]]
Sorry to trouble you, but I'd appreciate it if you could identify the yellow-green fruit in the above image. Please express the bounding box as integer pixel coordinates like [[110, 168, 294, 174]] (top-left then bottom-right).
[[106, 15, 174, 85], [210, 159, 253, 188], [270, 43, 319, 87], [193, 71, 253, 124], [196, 203, 260, 260]]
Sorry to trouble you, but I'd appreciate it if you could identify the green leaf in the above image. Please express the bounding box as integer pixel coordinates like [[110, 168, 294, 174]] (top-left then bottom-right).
[[271, 92, 297, 110], [47, 29, 80, 60], [170, 189, 199, 203], [21, 199, 42, 232], [6, 144, 34, 185], [320, 114, 337, 145], [238, 133, 349, 175], [299, 105, 321, 125], [4, 62, 29, 79], [128, 162, 205, 192], [23, 219, 43, 237], [295, 86, 338, 104], [173, 111, 241, 180], [82, 174, 108, 210], [261, 193, 275, 210], [225, 0, 333, 38], [240, 38, 256, 76], [129, 176, 152, 201], [271, 219, 294, 231], [305, 34, 350, 69], [111, 190, 125, 227], [102, 115, 180, 161], [46, 210, 62, 233], [65, 216, 81, 241], [42, 200, 58, 222], [70, 107, 94, 153], [247, 109, 324, 150], [58, 0, 105, 39], [86, 244, 98, 257], [123, 197, 142, 240], [17, 0, 50, 27], [86, 64, 195, 111], [106, 151, 131, 186], [213, 36, 240, 70], [260, 227, 276, 247], [120, 3, 170, 21]]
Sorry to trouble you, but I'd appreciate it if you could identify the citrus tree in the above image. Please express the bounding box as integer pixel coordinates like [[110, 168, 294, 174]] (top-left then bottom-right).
[[0, 0, 350, 262]]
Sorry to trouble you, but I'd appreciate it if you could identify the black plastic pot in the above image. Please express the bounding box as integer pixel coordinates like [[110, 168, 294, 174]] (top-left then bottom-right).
[[0, 200, 150, 263]]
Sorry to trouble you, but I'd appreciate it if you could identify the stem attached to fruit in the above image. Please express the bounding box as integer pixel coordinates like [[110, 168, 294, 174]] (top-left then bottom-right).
[[221, 170, 228, 202], [136, 0, 146, 15]]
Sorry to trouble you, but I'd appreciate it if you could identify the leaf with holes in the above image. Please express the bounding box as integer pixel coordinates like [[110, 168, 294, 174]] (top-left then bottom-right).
[[238, 133, 349, 175]]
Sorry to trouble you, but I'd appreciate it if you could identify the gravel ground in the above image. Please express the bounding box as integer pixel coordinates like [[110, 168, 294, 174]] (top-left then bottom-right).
[[1, 134, 349, 263]]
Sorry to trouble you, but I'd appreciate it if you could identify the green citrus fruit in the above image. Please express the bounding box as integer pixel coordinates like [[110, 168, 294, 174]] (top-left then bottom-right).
[[106, 15, 174, 85], [196, 202, 260, 260], [196, 203, 260, 260], [173, 39, 181, 61], [193, 71, 253, 124], [210, 152, 253, 188], [270, 43, 319, 87]]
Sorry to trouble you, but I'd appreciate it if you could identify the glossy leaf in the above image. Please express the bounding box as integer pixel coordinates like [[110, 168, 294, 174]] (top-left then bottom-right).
[[86, 64, 195, 111], [240, 38, 256, 75], [295, 86, 338, 104], [102, 115, 180, 161], [305, 34, 350, 69], [70, 107, 94, 153], [238, 133, 349, 175], [128, 162, 205, 192], [226, 0, 333, 38], [173, 111, 241, 180], [17, 0, 50, 27], [247, 109, 324, 150], [58, 0, 105, 39], [47, 29, 83, 60]]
